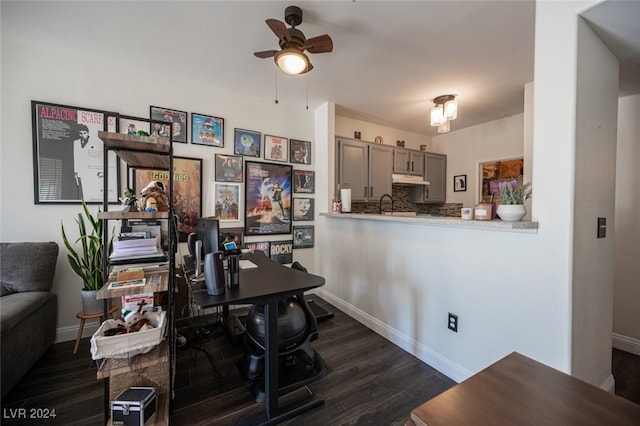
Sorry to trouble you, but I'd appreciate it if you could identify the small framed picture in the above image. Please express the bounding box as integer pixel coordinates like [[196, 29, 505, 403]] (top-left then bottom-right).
[[215, 154, 243, 182], [219, 227, 243, 251], [244, 241, 270, 256], [293, 170, 315, 194], [191, 113, 223, 147], [270, 240, 293, 264], [290, 139, 311, 164], [264, 135, 288, 162], [293, 197, 314, 221], [454, 174, 467, 192], [150, 106, 187, 143], [213, 183, 240, 221], [293, 226, 314, 249], [234, 128, 260, 157]]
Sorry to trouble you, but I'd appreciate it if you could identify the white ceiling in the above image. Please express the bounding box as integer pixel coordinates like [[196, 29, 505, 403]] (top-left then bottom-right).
[[2, 1, 638, 137]]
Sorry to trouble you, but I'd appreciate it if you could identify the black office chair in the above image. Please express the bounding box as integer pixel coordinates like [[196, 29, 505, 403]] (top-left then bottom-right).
[[238, 264, 327, 402]]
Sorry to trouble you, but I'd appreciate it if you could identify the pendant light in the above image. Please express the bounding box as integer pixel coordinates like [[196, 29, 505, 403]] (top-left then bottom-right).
[[430, 95, 457, 133]]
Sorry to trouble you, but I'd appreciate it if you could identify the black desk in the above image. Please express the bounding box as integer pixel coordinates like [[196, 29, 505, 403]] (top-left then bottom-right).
[[192, 252, 326, 425]]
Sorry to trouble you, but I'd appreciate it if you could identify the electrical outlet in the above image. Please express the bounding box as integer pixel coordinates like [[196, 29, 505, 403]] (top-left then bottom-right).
[[448, 313, 458, 332]]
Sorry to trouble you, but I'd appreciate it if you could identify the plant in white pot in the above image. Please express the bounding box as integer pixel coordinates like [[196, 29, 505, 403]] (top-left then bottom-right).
[[61, 200, 113, 314], [497, 180, 532, 221]]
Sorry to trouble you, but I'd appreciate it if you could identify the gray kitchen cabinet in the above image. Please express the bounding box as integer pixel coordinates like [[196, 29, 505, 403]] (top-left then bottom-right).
[[412, 152, 447, 203], [394, 149, 425, 176], [337, 138, 393, 202]]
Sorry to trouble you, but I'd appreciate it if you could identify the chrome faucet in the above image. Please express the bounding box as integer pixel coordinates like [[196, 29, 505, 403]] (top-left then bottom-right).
[[379, 194, 394, 214]]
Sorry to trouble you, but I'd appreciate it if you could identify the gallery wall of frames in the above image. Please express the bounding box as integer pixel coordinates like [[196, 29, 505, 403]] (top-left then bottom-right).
[[32, 101, 316, 264]]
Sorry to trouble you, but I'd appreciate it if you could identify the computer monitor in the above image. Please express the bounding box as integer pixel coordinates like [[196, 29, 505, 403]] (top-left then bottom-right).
[[187, 217, 220, 260]]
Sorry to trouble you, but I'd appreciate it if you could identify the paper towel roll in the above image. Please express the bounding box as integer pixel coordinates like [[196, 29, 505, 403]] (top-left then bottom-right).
[[340, 188, 352, 213]]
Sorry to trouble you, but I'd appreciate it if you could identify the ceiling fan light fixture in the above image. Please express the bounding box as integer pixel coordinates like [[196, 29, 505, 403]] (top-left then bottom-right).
[[275, 48, 309, 75]]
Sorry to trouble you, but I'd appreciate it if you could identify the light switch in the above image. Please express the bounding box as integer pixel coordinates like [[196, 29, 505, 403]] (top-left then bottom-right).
[[597, 217, 606, 238]]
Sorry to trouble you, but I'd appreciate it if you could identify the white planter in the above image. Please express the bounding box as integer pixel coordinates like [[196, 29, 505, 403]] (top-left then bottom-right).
[[497, 204, 526, 222]]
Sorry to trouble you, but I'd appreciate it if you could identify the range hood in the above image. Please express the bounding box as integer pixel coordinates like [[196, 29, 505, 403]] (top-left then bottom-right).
[[392, 174, 431, 186]]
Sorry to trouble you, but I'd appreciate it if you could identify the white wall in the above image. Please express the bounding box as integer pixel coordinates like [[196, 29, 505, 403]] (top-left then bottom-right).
[[0, 40, 318, 340], [570, 16, 619, 385], [613, 93, 640, 354], [431, 114, 525, 208], [335, 116, 431, 151]]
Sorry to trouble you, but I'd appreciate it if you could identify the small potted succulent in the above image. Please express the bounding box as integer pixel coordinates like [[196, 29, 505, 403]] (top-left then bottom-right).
[[496, 180, 532, 221]]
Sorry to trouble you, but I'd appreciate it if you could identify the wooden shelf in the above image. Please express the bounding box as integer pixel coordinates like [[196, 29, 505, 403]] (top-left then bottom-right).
[[98, 268, 169, 299], [97, 211, 169, 220], [97, 341, 168, 379], [98, 131, 170, 169]]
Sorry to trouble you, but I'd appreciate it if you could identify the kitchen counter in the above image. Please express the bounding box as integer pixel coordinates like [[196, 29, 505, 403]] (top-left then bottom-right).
[[320, 212, 538, 233]]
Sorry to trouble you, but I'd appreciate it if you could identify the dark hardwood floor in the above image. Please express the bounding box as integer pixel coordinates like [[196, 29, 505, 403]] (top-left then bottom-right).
[[1, 296, 454, 425], [2, 295, 639, 425]]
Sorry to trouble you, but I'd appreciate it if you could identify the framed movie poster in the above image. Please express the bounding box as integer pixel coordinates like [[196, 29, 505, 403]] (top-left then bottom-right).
[[214, 154, 243, 182], [31, 101, 120, 204], [149, 106, 187, 143], [270, 240, 293, 264], [244, 161, 292, 236], [264, 135, 288, 162], [213, 183, 240, 222], [219, 227, 243, 251], [290, 139, 311, 164], [293, 226, 314, 249], [234, 128, 261, 157], [191, 113, 223, 147], [133, 156, 202, 241], [245, 241, 270, 257], [293, 170, 315, 194], [293, 197, 314, 221]]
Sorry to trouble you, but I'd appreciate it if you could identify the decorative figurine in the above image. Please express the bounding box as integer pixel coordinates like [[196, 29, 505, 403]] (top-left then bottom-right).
[[140, 180, 169, 212], [126, 124, 137, 135], [122, 187, 138, 212]]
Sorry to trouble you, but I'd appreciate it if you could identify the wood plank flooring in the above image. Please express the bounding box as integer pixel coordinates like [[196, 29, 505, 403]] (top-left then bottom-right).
[[2, 295, 639, 425]]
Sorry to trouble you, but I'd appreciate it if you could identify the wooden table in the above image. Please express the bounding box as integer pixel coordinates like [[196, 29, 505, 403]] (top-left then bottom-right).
[[411, 352, 640, 426]]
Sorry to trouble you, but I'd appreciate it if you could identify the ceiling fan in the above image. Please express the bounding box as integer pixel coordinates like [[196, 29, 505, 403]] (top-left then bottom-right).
[[254, 5, 333, 75]]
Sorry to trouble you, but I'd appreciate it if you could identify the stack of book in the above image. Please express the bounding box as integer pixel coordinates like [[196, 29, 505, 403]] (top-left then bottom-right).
[[110, 233, 166, 264]]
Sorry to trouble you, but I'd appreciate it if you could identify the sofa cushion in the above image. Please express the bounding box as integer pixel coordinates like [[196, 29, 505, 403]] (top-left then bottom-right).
[[0, 242, 59, 295], [0, 291, 53, 336]]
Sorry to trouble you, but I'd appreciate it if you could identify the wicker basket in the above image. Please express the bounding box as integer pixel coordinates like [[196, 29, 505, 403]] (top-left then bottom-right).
[[90, 310, 166, 360]]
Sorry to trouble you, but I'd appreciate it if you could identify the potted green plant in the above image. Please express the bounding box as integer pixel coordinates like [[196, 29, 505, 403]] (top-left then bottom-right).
[[61, 200, 113, 314], [496, 180, 532, 221]]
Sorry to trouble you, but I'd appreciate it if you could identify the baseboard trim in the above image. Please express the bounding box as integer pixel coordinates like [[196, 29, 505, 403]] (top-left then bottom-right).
[[314, 288, 471, 383], [55, 320, 101, 344], [612, 333, 640, 356], [601, 373, 615, 393]]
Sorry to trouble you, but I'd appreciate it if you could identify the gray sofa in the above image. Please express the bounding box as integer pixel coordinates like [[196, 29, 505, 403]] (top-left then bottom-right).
[[0, 242, 58, 399]]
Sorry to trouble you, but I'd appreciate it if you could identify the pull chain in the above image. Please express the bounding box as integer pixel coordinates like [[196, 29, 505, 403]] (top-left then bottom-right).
[[274, 69, 279, 104], [305, 73, 309, 110]]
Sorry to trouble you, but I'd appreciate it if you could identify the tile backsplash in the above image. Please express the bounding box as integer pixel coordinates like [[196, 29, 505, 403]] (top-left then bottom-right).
[[349, 185, 462, 217]]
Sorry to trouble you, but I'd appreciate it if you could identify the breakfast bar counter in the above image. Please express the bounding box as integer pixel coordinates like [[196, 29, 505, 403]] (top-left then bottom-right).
[[321, 212, 538, 233]]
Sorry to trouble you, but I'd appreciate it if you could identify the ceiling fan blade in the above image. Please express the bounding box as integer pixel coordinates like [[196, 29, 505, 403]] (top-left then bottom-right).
[[304, 34, 333, 54], [254, 50, 278, 59], [266, 19, 291, 42]]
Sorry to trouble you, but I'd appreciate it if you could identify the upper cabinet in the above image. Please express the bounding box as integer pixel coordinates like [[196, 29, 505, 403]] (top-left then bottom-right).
[[393, 149, 425, 176], [336, 138, 393, 202], [412, 152, 447, 203]]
